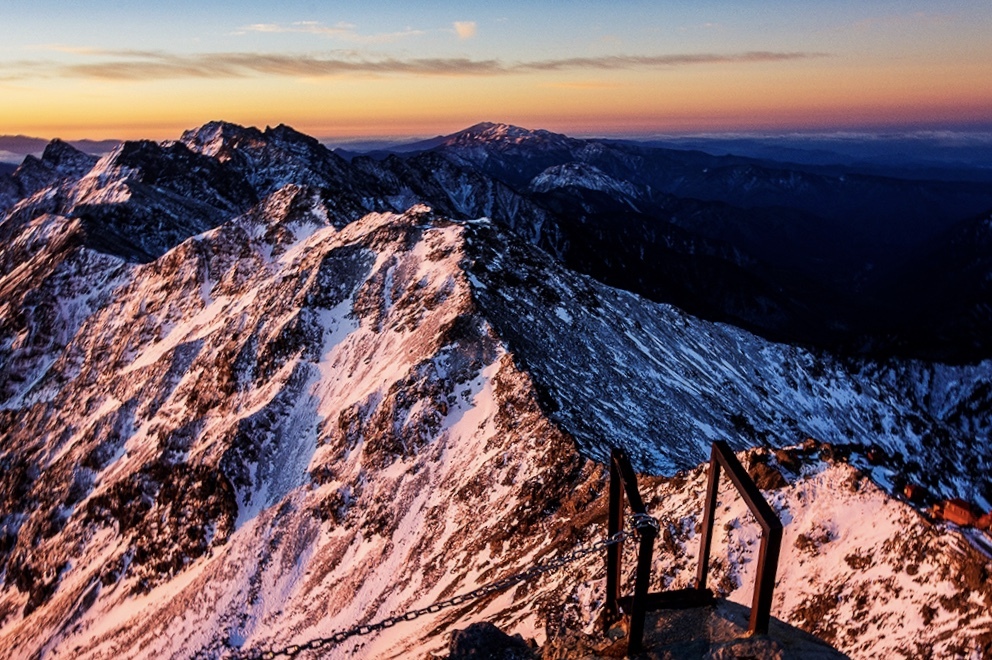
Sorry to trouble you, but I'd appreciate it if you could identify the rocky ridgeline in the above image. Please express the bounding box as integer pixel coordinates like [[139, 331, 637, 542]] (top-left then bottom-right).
[[0, 123, 990, 659], [0, 203, 607, 658]]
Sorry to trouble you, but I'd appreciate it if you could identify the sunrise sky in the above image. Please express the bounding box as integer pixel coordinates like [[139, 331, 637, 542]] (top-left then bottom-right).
[[1, 0, 991, 141]]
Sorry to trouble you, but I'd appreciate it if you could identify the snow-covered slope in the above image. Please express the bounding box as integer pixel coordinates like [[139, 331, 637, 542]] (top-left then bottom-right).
[[537, 442, 992, 659], [637, 443, 992, 658], [0, 204, 608, 659], [528, 162, 640, 202], [461, 216, 992, 507], [1, 123, 991, 660]]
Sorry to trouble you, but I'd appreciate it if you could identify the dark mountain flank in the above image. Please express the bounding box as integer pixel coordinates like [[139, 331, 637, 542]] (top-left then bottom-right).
[[1, 122, 990, 659]]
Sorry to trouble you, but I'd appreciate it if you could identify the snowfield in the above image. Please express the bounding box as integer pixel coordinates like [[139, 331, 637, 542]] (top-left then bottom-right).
[[1, 124, 990, 659]]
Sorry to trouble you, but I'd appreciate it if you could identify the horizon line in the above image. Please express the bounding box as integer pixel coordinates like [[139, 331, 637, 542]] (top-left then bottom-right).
[[5, 119, 992, 144], [3, 120, 992, 165]]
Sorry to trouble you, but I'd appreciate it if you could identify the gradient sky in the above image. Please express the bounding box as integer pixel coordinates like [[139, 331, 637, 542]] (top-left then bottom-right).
[[1, 0, 991, 140]]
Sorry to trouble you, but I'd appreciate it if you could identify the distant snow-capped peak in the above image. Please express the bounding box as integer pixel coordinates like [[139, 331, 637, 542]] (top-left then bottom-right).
[[444, 121, 575, 148], [529, 162, 640, 199]]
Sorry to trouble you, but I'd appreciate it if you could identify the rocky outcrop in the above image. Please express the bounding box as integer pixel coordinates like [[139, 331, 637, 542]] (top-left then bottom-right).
[[445, 622, 538, 660], [1, 123, 991, 660], [543, 601, 848, 659]]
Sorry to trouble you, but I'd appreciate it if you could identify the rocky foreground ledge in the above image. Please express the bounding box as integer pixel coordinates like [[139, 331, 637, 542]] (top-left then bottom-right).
[[443, 600, 847, 660]]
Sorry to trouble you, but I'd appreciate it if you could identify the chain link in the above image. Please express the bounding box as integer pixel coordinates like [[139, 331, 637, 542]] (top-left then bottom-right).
[[232, 530, 631, 659], [630, 512, 660, 535]]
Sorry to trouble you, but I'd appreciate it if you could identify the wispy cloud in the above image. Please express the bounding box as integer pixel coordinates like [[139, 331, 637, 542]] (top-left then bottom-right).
[[453, 21, 477, 40], [518, 52, 822, 72], [236, 21, 424, 44], [63, 53, 504, 80], [543, 80, 625, 90], [0, 49, 826, 82], [0, 150, 30, 163]]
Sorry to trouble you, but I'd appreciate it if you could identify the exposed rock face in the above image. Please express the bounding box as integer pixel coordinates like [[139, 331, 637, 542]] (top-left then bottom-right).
[[0, 204, 605, 659], [446, 622, 537, 660], [542, 600, 848, 660], [459, 216, 992, 503], [0, 122, 991, 660], [0, 140, 98, 215]]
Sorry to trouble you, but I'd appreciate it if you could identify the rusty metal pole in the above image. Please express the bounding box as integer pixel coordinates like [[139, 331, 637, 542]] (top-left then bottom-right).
[[628, 518, 657, 655], [694, 449, 721, 591], [606, 449, 624, 621], [708, 440, 783, 636], [749, 522, 782, 634]]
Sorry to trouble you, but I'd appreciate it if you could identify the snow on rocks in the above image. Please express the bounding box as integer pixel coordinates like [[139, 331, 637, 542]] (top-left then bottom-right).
[[460, 217, 992, 508], [1, 122, 991, 660], [0, 206, 602, 659], [629, 444, 992, 659]]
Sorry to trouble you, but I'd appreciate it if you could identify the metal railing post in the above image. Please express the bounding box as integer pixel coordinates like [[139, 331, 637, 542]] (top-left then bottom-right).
[[603, 441, 781, 652], [695, 451, 720, 591], [606, 449, 624, 621], [750, 524, 782, 634], [695, 440, 783, 636], [628, 516, 658, 655]]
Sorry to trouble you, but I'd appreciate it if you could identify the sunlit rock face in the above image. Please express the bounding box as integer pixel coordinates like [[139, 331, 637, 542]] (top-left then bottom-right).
[[0, 200, 603, 658], [0, 123, 990, 659]]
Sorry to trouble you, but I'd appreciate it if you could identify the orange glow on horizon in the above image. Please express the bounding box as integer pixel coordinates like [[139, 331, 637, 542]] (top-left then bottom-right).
[[1, 57, 990, 142], [1, 3, 990, 143]]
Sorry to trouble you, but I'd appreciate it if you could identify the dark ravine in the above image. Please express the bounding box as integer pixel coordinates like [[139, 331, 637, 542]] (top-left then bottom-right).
[[387, 121, 992, 361]]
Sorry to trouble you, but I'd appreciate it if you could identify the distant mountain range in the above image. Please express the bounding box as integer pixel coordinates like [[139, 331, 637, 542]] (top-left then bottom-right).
[[1, 121, 991, 659], [328, 126, 992, 178], [6, 122, 992, 361], [346, 121, 992, 362], [0, 135, 120, 165], [9, 122, 992, 363], [616, 132, 992, 178]]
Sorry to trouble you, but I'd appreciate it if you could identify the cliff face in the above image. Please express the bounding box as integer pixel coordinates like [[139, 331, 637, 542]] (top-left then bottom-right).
[[0, 203, 605, 658], [1, 123, 990, 659]]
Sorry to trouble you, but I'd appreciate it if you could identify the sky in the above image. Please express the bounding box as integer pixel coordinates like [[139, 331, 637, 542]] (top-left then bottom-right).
[[1, 1, 991, 141]]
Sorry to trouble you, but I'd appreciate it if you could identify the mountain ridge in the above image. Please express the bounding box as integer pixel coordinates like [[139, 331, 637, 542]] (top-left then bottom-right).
[[1, 121, 991, 658], [320, 120, 992, 361]]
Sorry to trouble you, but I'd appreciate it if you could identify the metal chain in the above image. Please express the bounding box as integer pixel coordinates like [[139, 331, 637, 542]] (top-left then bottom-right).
[[630, 512, 660, 534], [232, 530, 631, 660]]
